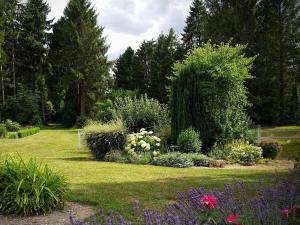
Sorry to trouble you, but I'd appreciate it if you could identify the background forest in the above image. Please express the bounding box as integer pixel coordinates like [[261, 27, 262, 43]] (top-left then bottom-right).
[[0, 0, 299, 127]]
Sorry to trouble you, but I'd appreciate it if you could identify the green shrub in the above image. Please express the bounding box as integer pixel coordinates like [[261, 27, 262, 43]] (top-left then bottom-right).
[[256, 139, 282, 159], [1, 87, 41, 126], [8, 132, 18, 139], [208, 144, 232, 160], [152, 152, 194, 168], [76, 116, 88, 128], [4, 119, 21, 132], [17, 127, 40, 138], [177, 127, 201, 153], [84, 120, 127, 160], [228, 141, 262, 164], [0, 156, 69, 215], [185, 153, 213, 167], [157, 124, 171, 148], [114, 95, 169, 132], [95, 99, 116, 123], [124, 128, 161, 164], [0, 125, 7, 138], [171, 43, 254, 150], [104, 149, 123, 162]]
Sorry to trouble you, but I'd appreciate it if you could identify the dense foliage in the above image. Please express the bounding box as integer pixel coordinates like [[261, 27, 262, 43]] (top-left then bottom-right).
[[256, 139, 282, 159], [4, 119, 20, 131], [0, 124, 7, 138], [171, 43, 253, 150], [84, 120, 127, 160], [17, 127, 40, 138], [125, 128, 161, 164], [70, 171, 300, 225], [152, 152, 194, 168], [114, 95, 169, 132], [177, 127, 201, 153], [0, 156, 69, 215]]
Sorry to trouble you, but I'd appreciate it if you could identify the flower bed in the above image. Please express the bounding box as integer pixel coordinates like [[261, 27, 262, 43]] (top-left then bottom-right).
[[69, 171, 300, 225]]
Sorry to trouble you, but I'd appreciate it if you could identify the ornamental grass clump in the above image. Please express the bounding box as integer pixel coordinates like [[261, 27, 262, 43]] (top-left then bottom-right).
[[0, 156, 69, 215]]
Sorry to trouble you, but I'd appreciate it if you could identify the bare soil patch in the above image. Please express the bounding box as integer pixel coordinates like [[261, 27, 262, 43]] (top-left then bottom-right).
[[0, 202, 94, 225]]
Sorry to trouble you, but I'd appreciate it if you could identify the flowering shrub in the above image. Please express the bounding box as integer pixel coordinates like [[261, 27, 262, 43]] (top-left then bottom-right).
[[125, 128, 161, 163], [226, 141, 262, 164], [70, 171, 299, 225]]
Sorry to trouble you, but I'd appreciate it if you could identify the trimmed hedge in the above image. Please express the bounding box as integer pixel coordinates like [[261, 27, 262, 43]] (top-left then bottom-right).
[[84, 120, 127, 160], [17, 127, 40, 138]]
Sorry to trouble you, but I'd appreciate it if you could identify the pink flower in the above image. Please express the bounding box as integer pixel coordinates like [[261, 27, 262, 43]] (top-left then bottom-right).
[[281, 208, 290, 218], [200, 194, 218, 209], [226, 214, 240, 223]]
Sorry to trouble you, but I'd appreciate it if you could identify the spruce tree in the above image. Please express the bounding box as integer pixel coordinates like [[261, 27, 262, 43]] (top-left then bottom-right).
[[49, 0, 111, 121], [182, 0, 207, 54], [18, 0, 52, 122], [114, 47, 135, 90]]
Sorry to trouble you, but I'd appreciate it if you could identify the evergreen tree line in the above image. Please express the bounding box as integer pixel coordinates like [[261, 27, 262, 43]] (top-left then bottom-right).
[[0, 0, 111, 126], [115, 0, 300, 125], [0, 0, 299, 126]]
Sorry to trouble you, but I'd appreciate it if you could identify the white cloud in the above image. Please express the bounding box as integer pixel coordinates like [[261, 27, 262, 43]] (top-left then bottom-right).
[[46, 0, 192, 60]]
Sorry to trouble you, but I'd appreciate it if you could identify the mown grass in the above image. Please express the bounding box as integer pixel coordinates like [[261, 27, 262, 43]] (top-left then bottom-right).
[[0, 126, 293, 217], [261, 126, 300, 159]]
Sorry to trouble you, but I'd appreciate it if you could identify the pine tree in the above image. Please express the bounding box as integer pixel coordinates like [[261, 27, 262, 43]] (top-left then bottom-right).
[[18, 0, 52, 122], [133, 40, 155, 94], [114, 47, 135, 90], [49, 0, 111, 120], [150, 28, 178, 103], [182, 0, 207, 54]]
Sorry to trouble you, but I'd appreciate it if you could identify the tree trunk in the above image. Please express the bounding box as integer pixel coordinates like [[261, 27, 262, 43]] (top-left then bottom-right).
[[1, 65, 5, 105], [79, 81, 85, 116], [278, 6, 284, 124], [12, 45, 16, 97]]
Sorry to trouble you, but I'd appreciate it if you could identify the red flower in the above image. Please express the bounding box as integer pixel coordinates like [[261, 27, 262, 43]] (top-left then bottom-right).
[[200, 195, 218, 209], [281, 208, 290, 218], [226, 214, 240, 223]]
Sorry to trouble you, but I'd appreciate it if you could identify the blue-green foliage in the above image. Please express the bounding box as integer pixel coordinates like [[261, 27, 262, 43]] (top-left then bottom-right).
[[152, 152, 194, 168]]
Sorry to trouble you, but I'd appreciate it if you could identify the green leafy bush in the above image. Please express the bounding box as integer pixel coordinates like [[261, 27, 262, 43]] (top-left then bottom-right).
[[0, 156, 69, 215], [76, 116, 88, 128], [186, 153, 213, 167], [0, 125, 7, 138], [104, 149, 123, 162], [4, 119, 21, 132], [256, 139, 282, 159], [84, 120, 127, 160], [1, 87, 41, 126], [96, 99, 116, 123], [177, 127, 201, 153], [8, 132, 18, 139], [157, 124, 172, 148], [152, 152, 194, 168], [208, 144, 232, 160], [17, 127, 40, 138], [227, 141, 262, 164], [114, 95, 169, 132]]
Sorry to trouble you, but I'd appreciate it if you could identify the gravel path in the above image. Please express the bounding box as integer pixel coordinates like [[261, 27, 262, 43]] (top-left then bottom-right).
[[0, 202, 95, 225]]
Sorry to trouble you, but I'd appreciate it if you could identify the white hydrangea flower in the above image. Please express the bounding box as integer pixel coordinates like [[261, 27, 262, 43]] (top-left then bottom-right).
[[148, 131, 154, 134], [156, 143, 160, 146], [140, 128, 146, 132]]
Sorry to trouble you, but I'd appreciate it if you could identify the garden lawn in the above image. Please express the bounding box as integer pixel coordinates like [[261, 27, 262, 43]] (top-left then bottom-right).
[[0, 126, 292, 218], [261, 126, 300, 159]]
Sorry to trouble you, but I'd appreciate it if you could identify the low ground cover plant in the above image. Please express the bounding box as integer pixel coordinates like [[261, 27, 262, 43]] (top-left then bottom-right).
[[70, 170, 300, 225], [84, 120, 127, 160], [152, 152, 194, 168], [0, 156, 69, 215]]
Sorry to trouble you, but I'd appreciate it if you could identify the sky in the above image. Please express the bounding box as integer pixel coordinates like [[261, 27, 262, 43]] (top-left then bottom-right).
[[46, 0, 192, 60]]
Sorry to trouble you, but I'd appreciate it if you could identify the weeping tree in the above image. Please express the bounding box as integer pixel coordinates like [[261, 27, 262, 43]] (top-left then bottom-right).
[[171, 43, 255, 150]]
